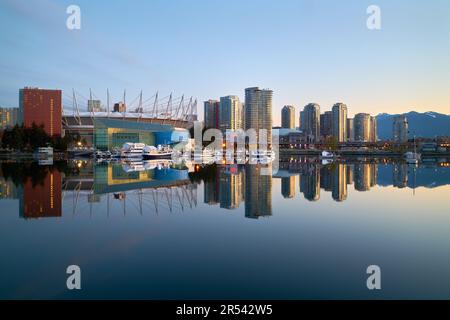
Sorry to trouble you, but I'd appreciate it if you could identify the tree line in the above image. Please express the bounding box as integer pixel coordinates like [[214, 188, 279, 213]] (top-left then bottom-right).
[[0, 123, 78, 151]]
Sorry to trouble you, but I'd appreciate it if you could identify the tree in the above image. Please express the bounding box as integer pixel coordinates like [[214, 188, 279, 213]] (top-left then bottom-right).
[[324, 136, 338, 151]]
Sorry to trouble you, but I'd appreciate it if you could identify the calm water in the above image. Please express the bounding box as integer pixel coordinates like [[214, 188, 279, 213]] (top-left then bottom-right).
[[1, 157, 450, 300]]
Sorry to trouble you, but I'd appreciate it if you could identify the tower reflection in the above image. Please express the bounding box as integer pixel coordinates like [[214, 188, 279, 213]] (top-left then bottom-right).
[[245, 164, 272, 219]]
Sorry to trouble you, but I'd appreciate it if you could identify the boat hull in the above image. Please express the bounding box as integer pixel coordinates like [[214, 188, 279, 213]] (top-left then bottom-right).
[[143, 153, 172, 160]]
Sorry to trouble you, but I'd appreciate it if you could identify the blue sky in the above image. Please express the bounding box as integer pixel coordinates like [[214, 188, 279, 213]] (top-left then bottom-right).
[[1, 0, 449, 124]]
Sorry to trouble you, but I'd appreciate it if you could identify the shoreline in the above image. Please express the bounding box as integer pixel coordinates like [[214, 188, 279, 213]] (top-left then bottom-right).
[[1, 150, 450, 161]]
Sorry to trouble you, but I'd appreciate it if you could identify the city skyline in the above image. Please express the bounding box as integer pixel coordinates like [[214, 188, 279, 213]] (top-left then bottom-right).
[[1, 0, 450, 126]]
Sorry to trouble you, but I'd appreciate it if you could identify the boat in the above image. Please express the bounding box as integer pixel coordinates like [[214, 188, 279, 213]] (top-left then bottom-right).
[[122, 160, 146, 173], [143, 145, 173, 159], [320, 150, 335, 159], [404, 151, 421, 164], [121, 142, 145, 159], [37, 146, 53, 157], [111, 149, 121, 158]]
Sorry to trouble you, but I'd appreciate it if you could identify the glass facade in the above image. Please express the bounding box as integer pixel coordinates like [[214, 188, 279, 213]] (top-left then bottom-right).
[[93, 118, 177, 151]]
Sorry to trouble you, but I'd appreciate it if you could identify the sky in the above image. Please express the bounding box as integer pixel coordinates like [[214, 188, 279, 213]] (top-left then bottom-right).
[[0, 0, 450, 125]]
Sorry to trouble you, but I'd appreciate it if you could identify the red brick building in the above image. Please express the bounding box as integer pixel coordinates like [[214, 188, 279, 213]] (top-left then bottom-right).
[[19, 87, 62, 137]]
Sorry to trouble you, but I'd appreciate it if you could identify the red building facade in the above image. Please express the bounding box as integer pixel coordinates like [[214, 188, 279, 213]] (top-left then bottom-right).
[[19, 88, 62, 137]]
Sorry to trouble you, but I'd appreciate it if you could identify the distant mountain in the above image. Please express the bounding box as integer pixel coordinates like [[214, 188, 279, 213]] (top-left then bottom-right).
[[376, 111, 450, 140]]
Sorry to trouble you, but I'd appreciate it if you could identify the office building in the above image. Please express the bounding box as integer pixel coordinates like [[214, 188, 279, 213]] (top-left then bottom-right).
[[393, 115, 408, 143], [113, 102, 126, 113], [0, 107, 18, 129], [354, 113, 371, 142], [219, 95, 243, 132], [347, 118, 354, 142], [19, 87, 62, 137], [281, 105, 295, 129], [301, 103, 320, 142], [370, 116, 377, 142], [204, 99, 220, 129], [320, 111, 333, 138], [332, 103, 347, 143], [245, 87, 273, 147], [88, 99, 103, 112]]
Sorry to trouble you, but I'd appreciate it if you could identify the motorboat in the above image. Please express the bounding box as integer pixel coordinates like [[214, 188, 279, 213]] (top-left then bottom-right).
[[320, 150, 335, 159], [121, 143, 145, 159], [143, 145, 173, 159]]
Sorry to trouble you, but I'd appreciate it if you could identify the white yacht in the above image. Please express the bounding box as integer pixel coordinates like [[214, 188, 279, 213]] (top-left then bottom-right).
[[143, 145, 173, 159], [320, 150, 335, 159], [121, 143, 145, 159]]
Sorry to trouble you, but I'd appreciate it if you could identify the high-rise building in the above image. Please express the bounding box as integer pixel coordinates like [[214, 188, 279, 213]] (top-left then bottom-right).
[[245, 87, 273, 146], [204, 99, 220, 129], [88, 99, 102, 112], [299, 110, 304, 130], [219, 95, 243, 132], [347, 118, 354, 142], [19, 87, 62, 137], [301, 103, 320, 142], [332, 103, 347, 143], [281, 105, 295, 129], [113, 102, 126, 113], [320, 111, 333, 138], [370, 116, 378, 142], [0, 107, 18, 129], [354, 113, 371, 142], [393, 115, 408, 143]]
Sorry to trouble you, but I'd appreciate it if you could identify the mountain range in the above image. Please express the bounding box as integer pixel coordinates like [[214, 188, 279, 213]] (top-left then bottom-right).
[[376, 111, 450, 140]]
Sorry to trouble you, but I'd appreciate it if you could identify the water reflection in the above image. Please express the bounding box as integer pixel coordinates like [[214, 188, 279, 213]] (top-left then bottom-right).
[[1, 158, 450, 220]]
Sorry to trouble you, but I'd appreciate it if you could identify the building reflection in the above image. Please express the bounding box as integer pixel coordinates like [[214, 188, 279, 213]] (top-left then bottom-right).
[[354, 163, 371, 191], [281, 176, 296, 199], [332, 163, 348, 202], [19, 169, 62, 219], [203, 167, 220, 205], [393, 163, 408, 188], [245, 164, 272, 219], [220, 165, 244, 210], [0, 178, 19, 199], [300, 163, 320, 201]]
